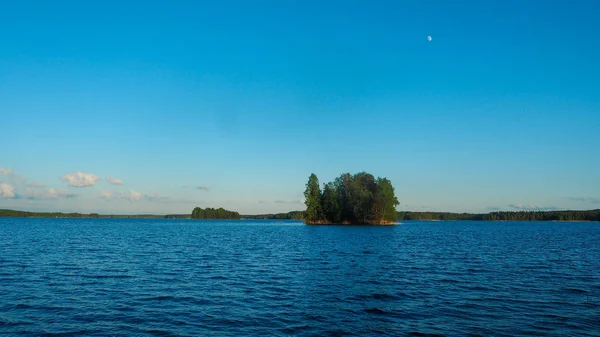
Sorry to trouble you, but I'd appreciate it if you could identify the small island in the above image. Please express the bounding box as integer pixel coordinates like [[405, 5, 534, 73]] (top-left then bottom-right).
[[304, 172, 399, 225], [191, 207, 240, 220]]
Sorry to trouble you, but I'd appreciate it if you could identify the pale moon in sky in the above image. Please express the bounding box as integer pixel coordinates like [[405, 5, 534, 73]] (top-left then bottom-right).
[[427, 36, 432, 41]]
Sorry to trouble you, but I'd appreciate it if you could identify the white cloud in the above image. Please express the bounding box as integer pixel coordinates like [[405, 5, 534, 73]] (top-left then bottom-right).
[[0, 167, 26, 182], [0, 182, 16, 198], [106, 176, 124, 185], [61, 172, 100, 187]]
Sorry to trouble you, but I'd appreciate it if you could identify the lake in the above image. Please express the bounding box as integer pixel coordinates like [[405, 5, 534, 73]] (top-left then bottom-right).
[[1, 219, 599, 336]]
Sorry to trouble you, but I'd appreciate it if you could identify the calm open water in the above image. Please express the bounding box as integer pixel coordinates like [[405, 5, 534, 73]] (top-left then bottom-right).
[[1, 219, 599, 336]]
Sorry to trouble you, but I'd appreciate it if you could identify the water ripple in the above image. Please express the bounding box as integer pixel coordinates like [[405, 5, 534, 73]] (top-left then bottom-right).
[[1, 219, 599, 336]]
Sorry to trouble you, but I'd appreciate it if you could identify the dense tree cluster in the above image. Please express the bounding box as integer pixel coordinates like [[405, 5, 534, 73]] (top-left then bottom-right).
[[191, 207, 240, 220], [397, 210, 600, 222], [304, 172, 399, 225], [242, 211, 304, 220]]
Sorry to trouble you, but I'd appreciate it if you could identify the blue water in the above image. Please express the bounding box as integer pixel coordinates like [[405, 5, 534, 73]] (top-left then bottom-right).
[[1, 219, 599, 336]]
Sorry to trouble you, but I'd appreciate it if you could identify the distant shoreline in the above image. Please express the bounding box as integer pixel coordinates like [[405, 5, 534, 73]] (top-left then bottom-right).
[[1, 209, 599, 222], [306, 220, 400, 226]]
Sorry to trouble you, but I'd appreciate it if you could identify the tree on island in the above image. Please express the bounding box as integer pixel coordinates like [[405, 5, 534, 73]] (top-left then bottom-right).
[[304, 173, 324, 222], [191, 207, 240, 220], [304, 172, 399, 225]]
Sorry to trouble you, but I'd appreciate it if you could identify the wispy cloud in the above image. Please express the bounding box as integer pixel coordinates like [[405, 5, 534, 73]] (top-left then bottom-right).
[[27, 182, 46, 188], [98, 191, 113, 201], [509, 204, 558, 211], [182, 185, 210, 191], [0, 167, 26, 182], [128, 190, 143, 201], [47, 188, 77, 199], [486, 206, 501, 211], [97, 190, 166, 202], [274, 200, 302, 204], [146, 193, 170, 201], [0, 182, 16, 198], [61, 172, 100, 187], [106, 176, 124, 185], [267, 199, 305, 205], [25, 187, 77, 200], [567, 197, 600, 204]]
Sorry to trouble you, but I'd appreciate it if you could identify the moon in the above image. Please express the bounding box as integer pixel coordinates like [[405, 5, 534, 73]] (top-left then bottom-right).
[[427, 36, 432, 41]]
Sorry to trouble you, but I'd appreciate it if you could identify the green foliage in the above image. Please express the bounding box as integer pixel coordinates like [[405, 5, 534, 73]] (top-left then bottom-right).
[[305, 172, 400, 225], [375, 177, 399, 221], [333, 173, 353, 221], [191, 207, 240, 220], [347, 172, 377, 223], [321, 182, 341, 223], [304, 173, 323, 222]]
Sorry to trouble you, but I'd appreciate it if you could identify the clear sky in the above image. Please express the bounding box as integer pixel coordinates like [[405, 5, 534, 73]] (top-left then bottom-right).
[[1, 0, 599, 214]]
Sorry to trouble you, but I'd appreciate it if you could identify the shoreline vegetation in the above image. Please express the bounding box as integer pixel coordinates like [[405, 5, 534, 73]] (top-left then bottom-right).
[[306, 220, 401, 226], [1, 209, 599, 222], [397, 210, 600, 222], [0, 209, 190, 219]]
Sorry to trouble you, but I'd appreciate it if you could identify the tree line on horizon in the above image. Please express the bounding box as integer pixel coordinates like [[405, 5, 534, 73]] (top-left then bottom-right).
[[398, 210, 600, 221], [242, 211, 304, 220], [239, 209, 600, 222], [0, 209, 184, 218], [2, 207, 599, 222], [304, 172, 400, 225]]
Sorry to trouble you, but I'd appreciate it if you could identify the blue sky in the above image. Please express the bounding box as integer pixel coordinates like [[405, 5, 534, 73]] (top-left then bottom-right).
[[1, 0, 599, 214]]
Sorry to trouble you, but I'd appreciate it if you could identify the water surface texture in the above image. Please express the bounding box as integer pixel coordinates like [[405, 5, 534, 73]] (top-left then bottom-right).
[[1, 219, 599, 336]]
